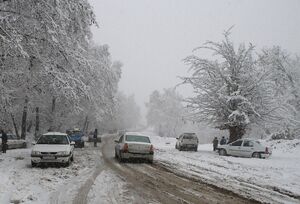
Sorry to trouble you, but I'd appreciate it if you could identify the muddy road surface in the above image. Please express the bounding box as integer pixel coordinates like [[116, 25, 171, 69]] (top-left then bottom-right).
[[100, 135, 259, 204]]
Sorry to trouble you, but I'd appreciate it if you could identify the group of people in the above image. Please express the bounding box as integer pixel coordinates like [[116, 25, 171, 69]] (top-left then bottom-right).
[[1, 130, 8, 153], [212, 136, 227, 151]]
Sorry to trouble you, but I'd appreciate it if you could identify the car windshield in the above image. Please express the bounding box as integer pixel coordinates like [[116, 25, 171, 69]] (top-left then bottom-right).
[[125, 135, 150, 143], [37, 135, 69, 145], [183, 135, 197, 139]]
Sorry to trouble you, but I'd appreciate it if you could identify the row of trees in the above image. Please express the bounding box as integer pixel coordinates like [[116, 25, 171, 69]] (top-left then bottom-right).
[[182, 30, 300, 142], [0, 0, 122, 139], [146, 30, 299, 142]]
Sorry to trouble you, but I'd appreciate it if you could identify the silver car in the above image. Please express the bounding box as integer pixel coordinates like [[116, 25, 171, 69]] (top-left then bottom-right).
[[175, 133, 198, 151], [218, 138, 271, 158], [114, 132, 154, 163]]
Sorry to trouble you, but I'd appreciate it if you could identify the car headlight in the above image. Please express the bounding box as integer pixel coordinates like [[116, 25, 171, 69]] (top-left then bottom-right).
[[57, 151, 69, 155], [31, 151, 41, 155]]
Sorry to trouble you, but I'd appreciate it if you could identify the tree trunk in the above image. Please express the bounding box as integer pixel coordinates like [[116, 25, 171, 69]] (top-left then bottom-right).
[[82, 115, 88, 133], [49, 97, 56, 131], [10, 113, 20, 139], [27, 120, 33, 132], [86, 121, 89, 135], [34, 107, 39, 140], [21, 98, 28, 139], [228, 126, 245, 143]]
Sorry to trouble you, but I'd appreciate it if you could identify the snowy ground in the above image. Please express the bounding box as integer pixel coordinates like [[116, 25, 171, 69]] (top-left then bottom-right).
[[0, 143, 102, 204], [87, 170, 131, 204], [149, 135, 300, 204]]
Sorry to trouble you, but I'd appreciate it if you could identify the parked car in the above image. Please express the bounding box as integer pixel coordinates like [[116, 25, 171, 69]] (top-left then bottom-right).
[[66, 128, 85, 148], [31, 132, 75, 167], [0, 133, 26, 150], [114, 132, 154, 163], [175, 133, 198, 151], [218, 138, 271, 158]]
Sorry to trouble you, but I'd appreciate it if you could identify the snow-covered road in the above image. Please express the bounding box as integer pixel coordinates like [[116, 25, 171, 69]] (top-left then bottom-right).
[[2, 134, 298, 204], [150, 135, 300, 204]]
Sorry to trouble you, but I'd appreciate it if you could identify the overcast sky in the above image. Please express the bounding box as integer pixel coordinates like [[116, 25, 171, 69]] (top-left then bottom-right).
[[89, 0, 300, 117]]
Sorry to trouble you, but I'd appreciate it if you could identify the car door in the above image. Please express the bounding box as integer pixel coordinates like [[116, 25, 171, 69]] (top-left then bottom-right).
[[227, 140, 243, 156], [241, 140, 255, 157]]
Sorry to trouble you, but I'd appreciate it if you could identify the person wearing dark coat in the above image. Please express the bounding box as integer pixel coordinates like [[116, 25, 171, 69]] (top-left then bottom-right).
[[212, 137, 218, 151], [93, 129, 98, 147], [220, 136, 227, 145], [1, 130, 8, 153]]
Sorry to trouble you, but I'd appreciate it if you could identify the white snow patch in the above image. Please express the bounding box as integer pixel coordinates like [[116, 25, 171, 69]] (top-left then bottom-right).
[[87, 170, 131, 204]]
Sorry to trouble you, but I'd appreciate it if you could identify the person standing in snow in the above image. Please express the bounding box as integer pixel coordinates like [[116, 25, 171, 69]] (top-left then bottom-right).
[[93, 129, 98, 147], [220, 136, 227, 145], [1, 130, 8, 153], [212, 137, 218, 151]]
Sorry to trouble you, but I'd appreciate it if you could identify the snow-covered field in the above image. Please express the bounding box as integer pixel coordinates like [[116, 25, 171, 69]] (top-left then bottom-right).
[[150, 135, 300, 204], [0, 144, 101, 204]]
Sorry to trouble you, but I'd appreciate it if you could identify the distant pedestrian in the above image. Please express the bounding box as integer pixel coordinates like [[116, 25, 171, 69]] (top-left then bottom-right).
[[93, 129, 98, 147], [220, 136, 226, 145], [1, 130, 8, 153], [212, 137, 218, 151]]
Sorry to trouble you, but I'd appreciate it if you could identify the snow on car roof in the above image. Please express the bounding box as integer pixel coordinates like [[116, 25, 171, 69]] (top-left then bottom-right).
[[43, 132, 67, 136]]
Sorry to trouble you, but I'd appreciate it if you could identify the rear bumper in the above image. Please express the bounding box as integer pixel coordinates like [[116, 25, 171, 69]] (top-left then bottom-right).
[[122, 152, 154, 160], [181, 144, 197, 149]]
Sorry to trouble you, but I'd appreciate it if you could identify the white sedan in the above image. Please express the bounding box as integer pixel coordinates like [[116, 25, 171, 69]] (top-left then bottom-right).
[[31, 132, 74, 167], [114, 132, 154, 163], [218, 138, 271, 158]]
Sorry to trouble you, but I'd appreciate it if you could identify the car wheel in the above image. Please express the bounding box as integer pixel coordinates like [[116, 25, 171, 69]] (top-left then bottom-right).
[[194, 148, 198, 152], [179, 146, 182, 151], [148, 159, 153, 164], [64, 160, 70, 167], [219, 149, 227, 156], [115, 151, 118, 159], [252, 152, 261, 158], [31, 161, 37, 168]]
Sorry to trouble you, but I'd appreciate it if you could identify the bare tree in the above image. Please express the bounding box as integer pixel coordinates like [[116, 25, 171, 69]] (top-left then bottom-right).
[[182, 29, 274, 142]]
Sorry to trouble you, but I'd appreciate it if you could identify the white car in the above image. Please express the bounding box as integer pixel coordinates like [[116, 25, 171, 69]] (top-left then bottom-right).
[[0, 133, 26, 150], [31, 132, 75, 167], [175, 133, 198, 151], [114, 132, 154, 163], [218, 138, 271, 158]]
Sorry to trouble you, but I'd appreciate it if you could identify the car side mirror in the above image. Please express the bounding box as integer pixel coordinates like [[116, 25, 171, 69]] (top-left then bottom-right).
[[70, 141, 75, 145], [114, 140, 119, 143]]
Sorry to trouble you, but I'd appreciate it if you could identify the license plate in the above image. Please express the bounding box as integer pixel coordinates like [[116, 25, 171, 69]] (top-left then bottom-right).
[[43, 156, 55, 160]]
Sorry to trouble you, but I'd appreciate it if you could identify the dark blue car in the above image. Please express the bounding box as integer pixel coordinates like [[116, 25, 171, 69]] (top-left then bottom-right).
[[67, 129, 85, 148]]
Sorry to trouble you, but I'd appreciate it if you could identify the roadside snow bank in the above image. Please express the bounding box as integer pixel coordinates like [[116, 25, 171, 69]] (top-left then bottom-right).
[[150, 135, 300, 204]]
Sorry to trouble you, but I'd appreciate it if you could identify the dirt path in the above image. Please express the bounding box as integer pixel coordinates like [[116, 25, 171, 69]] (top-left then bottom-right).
[[101, 135, 260, 204]]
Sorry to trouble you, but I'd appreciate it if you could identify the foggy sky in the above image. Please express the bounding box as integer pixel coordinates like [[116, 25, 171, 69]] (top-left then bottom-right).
[[89, 0, 300, 118]]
